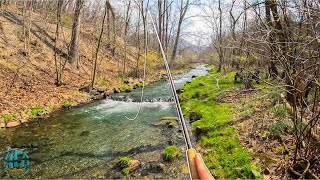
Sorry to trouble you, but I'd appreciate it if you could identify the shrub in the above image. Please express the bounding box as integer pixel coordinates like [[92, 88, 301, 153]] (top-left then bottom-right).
[[118, 156, 131, 168], [2, 114, 18, 123], [163, 146, 180, 161]]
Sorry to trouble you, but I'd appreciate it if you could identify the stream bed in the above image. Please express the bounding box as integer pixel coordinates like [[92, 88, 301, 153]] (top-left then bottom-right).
[[0, 65, 209, 179]]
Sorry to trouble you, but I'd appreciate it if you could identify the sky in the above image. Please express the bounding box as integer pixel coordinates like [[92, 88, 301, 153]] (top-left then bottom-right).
[[109, 0, 256, 47]]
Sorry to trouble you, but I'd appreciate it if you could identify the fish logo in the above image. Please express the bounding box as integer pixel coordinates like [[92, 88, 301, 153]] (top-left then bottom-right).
[[2, 149, 31, 178]]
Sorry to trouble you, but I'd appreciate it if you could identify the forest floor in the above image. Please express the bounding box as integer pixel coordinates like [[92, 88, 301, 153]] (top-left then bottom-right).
[[0, 6, 190, 127], [179, 68, 320, 179]]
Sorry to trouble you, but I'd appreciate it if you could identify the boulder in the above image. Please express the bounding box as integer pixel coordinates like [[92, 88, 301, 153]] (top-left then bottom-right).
[[89, 90, 100, 96], [128, 160, 141, 172], [0, 122, 6, 128], [192, 75, 197, 78], [189, 111, 202, 123], [95, 87, 107, 93], [6, 121, 21, 128]]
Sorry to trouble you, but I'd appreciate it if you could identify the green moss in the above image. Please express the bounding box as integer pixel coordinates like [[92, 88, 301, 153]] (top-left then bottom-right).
[[118, 156, 131, 168], [180, 69, 261, 179], [137, 81, 144, 88], [120, 84, 133, 92], [122, 167, 131, 175], [31, 107, 51, 117], [163, 146, 180, 161]]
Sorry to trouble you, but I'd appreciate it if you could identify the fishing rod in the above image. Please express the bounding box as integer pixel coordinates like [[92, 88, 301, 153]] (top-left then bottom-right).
[[147, 10, 213, 180]]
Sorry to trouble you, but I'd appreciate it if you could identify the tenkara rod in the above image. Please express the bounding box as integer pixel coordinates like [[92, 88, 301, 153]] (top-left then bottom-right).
[[147, 10, 192, 150]]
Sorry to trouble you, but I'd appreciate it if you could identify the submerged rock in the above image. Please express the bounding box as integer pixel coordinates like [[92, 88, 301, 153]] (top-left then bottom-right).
[[142, 162, 165, 173], [128, 160, 141, 172]]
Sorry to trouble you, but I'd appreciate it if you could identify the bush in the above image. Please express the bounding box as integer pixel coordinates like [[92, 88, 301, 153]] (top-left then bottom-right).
[[163, 146, 180, 161], [118, 156, 131, 168]]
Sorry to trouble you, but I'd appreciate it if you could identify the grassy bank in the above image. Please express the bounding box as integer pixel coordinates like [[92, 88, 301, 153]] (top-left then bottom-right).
[[179, 68, 262, 179]]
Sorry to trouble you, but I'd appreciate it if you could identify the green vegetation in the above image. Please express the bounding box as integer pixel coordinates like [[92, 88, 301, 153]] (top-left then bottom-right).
[[31, 107, 51, 117], [241, 108, 255, 119], [270, 104, 286, 117], [120, 84, 133, 92], [2, 113, 18, 123], [118, 156, 131, 168], [61, 101, 72, 108], [180, 70, 261, 179], [163, 145, 180, 161], [270, 120, 289, 138], [122, 167, 131, 175]]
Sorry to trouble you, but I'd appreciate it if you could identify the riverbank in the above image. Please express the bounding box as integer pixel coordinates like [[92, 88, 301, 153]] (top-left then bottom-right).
[[0, 65, 209, 179], [179, 68, 262, 179], [0, 66, 191, 129]]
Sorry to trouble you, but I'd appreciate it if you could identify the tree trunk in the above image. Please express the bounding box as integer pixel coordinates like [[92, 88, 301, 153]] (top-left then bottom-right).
[[217, 0, 224, 72], [91, 0, 108, 88], [54, 0, 63, 86], [68, 0, 83, 65], [170, 0, 190, 64]]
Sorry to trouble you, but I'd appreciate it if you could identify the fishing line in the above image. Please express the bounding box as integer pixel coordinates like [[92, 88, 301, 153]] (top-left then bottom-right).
[[124, 5, 148, 121]]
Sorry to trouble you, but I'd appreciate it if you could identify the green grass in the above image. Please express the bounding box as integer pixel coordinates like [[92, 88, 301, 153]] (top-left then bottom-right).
[[2, 113, 18, 123], [118, 156, 131, 168], [31, 107, 51, 117], [163, 145, 180, 161], [270, 120, 289, 138], [180, 69, 261, 179], [270, 104, 286, 117], [122, 167, 131, 175], [241, 108, 256, 119]]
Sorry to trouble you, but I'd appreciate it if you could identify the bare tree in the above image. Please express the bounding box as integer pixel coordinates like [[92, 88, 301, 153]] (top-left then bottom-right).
[[91, 0, 109, 88], [68, 0, 84, 66], [170, 0, 190, 63]]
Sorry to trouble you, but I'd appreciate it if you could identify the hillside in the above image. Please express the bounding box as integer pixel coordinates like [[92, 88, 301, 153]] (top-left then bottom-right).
[[0, 5, 165, 124]]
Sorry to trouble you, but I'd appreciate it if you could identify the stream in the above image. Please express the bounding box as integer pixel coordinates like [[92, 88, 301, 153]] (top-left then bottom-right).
[[0, 65, 209, 179]]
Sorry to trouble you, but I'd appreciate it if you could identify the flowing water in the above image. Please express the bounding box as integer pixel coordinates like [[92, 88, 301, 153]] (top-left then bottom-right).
[[0, 65, 209, 179]]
